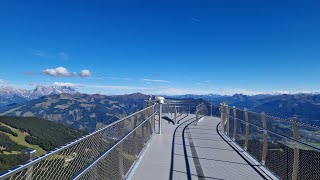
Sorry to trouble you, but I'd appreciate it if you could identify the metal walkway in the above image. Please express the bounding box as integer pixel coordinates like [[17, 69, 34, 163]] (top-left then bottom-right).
[[131, 115, 265, 180]]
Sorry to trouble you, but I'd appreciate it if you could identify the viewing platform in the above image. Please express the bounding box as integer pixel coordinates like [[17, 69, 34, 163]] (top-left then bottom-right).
[[132, 115, 271, 180]]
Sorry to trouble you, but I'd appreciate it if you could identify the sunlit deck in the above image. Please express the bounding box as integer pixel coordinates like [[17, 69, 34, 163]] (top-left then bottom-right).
[[131, 115, 272, 180]]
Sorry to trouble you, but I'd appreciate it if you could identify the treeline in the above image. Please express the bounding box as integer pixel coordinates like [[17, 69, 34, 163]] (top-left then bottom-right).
[[0, 133, 26, 152], [0, 116, 86, 151], [0, 154, 29, 173], [0, 125, 17, 137]]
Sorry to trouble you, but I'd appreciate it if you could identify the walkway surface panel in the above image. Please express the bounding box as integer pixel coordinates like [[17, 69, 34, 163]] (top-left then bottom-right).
[[131, 115, 264, 180]]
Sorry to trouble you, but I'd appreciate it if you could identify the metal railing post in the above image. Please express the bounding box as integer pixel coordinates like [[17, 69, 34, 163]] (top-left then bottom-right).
[[174, 105, 177, 124], [152, 105, 156, 133], [226, 105, 230, 136], [220, 103, 225, 132], [210, 104, 212, 117], [292, 117, 299, 180], [156, 96, 165, 134], [133, 114, 138, 157], [196, 106, 199, 121], [244, 108, 249, 151], [261, 112, 268, 165], [189, 104, 191, 114], [232, 106, 237, 141], [118, 129, 125, 179], [159, 103, 163, 134], [25, 149, 36, 180]]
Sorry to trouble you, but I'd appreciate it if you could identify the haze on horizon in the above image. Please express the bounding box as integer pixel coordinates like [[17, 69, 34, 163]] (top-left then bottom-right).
[[0, 1, 319, 95]]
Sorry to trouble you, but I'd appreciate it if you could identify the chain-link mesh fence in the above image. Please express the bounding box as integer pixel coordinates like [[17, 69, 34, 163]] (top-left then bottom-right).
[[220, 103, 320, 180], [0, 105, 156, 180]]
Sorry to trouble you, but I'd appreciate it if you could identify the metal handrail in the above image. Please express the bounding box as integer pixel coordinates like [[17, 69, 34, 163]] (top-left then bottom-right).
[[221, 111, 320, 152], [0, 104, 156, 179], [230, 106, 320, 129], [72, 111, 157, 179], [219, 103, 320, 180]]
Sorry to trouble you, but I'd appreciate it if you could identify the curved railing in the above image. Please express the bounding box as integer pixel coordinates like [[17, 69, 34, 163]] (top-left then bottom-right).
[[0, 104, 156, 180], [219, 103, 320, 180]]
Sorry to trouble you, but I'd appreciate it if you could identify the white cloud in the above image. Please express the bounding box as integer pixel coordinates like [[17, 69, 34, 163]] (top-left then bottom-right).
[[31, 49, 70, 60], [154, 87, 213, 95], [32, 50, 47, 57], [43, 67, 74, 77], [142, 78, 170, 83], [11, 80, 320, 96], [58, 52, 70, 60], [191, 17, 200, 22], [92, 85, 153, 90], [53, 82, 83, 88], [79, 69, 92, 78], [0, 79, 8, 85], [42, 67, 91, 78], [152, 87, 290, 96], [52, 82, 152, 92]]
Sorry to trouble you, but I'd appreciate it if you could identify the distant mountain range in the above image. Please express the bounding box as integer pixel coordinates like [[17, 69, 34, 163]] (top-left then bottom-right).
[[0, 85, 77, 107], [0, 93, 150, 132], [170, 93, 320, 126], [2, 86, 320, 130]]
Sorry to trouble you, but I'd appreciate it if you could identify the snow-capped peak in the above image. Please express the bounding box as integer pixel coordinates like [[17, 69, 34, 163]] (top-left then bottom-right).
[[29, 85, 77, 99], [0, 85, 78, 107]]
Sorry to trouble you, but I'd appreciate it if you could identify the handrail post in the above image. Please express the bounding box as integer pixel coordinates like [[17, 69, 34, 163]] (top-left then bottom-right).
[[244, 108, 249, 151], [196, 106, 199, 121], [152, 105, 156, 132], [220, 103, 225, 132], [159, 103, 163, 134], [210, 104, 212, 117], [133, 114, 138, 157], [226, 105, 230, 136], [156, 97, 165, 134], [174, 105, 177, 124], [292, 117, 299, 180], [118, 131, 125, 179], [25, 149, 36, 180], [261, 112, 268, 165], [232, 106, 237, 141]]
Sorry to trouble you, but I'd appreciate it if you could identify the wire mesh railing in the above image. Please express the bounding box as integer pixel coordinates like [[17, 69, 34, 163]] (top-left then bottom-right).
[[220, 103, 320, 180], [195, 103, 206, 124], [152, 99, 202, 124], [0, 104, 156, 180]]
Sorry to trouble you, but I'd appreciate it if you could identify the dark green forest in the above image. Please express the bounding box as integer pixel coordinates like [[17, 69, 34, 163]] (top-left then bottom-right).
[[0, 116, 86, 173], [0, 125, 17, 137], [0, 116, 86, 151]]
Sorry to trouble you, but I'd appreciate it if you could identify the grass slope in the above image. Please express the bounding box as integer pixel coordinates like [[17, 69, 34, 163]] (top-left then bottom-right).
[[0, 116, 86, 151], [0, 122, 46, 156], [0, 116, 86, 173]]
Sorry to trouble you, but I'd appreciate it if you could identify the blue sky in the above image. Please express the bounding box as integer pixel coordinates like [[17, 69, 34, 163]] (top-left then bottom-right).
[[0, 0, 319, 95]]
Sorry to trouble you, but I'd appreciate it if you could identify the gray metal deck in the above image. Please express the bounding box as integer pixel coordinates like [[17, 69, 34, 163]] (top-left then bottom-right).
[[131, 115, 265, 180]]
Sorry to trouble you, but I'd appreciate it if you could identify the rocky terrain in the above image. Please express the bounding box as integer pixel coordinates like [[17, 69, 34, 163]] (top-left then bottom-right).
[[171, 93, 320, 126], [0, 93, 150, 132], [0, 85, 77, 107]]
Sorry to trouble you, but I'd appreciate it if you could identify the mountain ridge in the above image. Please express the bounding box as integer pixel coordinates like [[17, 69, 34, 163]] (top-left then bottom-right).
[[0, 92, 150, 132], [169, 93, 320, 126], [0, 85, 77, 107]]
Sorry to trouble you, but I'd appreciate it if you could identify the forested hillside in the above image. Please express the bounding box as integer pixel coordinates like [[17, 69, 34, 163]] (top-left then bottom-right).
[[0, 93, 150, 132], [0, 116, 85, 173]]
